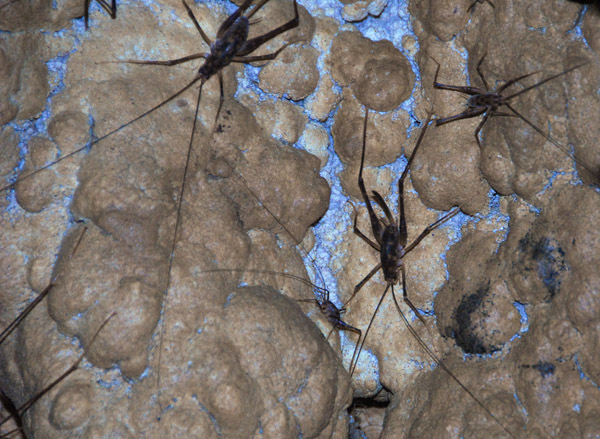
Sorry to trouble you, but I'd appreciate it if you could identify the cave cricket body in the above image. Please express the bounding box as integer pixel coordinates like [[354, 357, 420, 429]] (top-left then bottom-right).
[[346, 107, 519, 439], [347, 107, 459, 374], [432, 54, 598, 183]]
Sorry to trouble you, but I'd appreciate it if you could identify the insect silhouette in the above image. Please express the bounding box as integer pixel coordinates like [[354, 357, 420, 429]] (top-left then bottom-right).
[[101, 0, 300, 398], [431, 54, 598, 182], [297, 284, 362, 344], [346, 108, 458, 374], [209, 266, 363, 359], [84, 0, 117, 29], [0, 311, 116, 439], [345, 108, 518, 438]]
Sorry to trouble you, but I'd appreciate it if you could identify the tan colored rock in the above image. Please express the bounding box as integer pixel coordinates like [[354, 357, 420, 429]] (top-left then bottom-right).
[[329, 31, 414, 111], [15, 137, 60, 213], [0, 2, 348, 438], [259, 45, 320, 100], [409, 0, 471, 42], [239, 96, 308, 145], [332, 90, 410, 198], [2, 1, 599, 438], [0, 0, 83, 31], [305, 73, 342, 121], [341, 0, 387, 23], [0, 33, 49, 123], [301, 122, 330, 169], [0, 126, 19, 200]]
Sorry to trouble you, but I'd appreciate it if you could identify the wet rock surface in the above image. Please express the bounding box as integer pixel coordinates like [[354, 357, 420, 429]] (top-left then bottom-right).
[[1, 0, 599, 438]]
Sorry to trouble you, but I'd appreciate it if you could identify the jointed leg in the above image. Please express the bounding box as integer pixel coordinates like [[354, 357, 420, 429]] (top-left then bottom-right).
[[434, 106, 487, 126], [349, 284, 390, 376], [371, 191, 395, 227], [400, 266, 426, 326], [396, 113, 432, 239], [345, 263, 382, 309], [473, 110, 492, 148], [358, 108, 386, 242], [404, 208, 460, 255], [432, 57, 485, 95], [97, 0, 117, 18], [353, 208, 380, 252], [231, 42, 293, 63], [475, 54, 490, 91], [236, 0, 299, 57], [102, 53, 208, 67], [181, 0, 212, 46], [503, 61, 588, 100]]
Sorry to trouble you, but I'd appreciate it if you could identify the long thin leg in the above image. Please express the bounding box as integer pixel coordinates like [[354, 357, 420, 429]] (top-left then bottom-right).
[[231, 42, 293, 63], [396, 114, 432, 240], [353, 213, 380, 252], [345, 263, 382, 308], [473, 110, 492, 148], [0, 77, 202, 194], [349, 284, 390, 376], [157, 79, 205, 407], [180, 0, 211, 46], [434, 106, 487, 126], [84, 0, 91, 29], [475, 54, 489, 91], [371, 191, 395, 227], [200, 70, 225, 170], [245, 0, 270, 20], [0, 226, 87, 345], [0, 286, 51, 345], [503, 61, 588, 101], [101, 53, 208, 67], [505, 103, 599, 183], [432, 56, 485, 95], [399, 266, 426, 326], [235, 0, 299, 57], [404, 208, 460, 255], [388, 288, 517, 439], [97, 0, 117, 18], [359, 109, 385, 244], [0, 313, 116, 429]]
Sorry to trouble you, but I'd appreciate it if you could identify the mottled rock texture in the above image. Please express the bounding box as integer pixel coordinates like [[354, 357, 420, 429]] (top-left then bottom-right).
[[1, 0, 599, 438]]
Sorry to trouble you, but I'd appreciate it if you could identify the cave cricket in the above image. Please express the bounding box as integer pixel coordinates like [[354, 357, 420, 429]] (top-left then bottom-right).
[[431, 54, 598, 183], [345, 107, 519, 439]]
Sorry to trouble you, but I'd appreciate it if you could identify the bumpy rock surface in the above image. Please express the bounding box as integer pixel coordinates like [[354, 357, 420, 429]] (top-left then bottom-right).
[[0, 1, 349, 438], [1, 0, 599, 438]]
